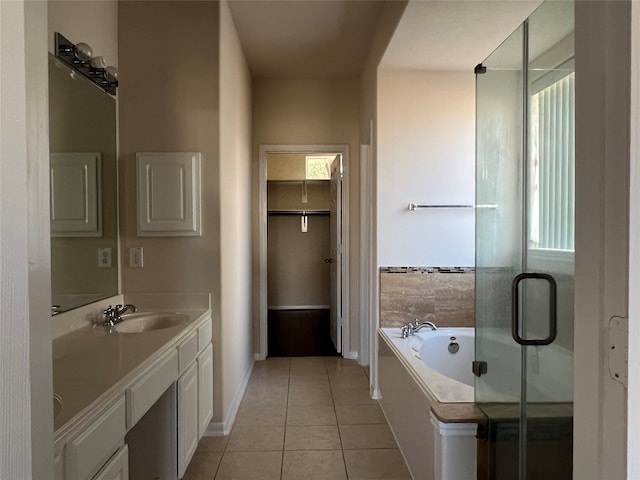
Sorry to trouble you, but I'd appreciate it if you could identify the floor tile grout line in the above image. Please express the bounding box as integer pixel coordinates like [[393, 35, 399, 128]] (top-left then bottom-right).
[[280, 357, 292, 479], [324, 358, 350, 479], [209, 357, 405, 479]]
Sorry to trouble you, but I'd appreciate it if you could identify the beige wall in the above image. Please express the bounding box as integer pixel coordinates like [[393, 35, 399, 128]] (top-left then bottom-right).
[[118, 1, 224, 420], [267, 153, 307, 180], [218, 0, 254, 427], [48, 1, 118, 64], [252, 78, 361, 355], [358, 1, 407, 371], [377, 70, 475, 267], [359, 2, 408, 142], [267, 182, 331, 307], [267, 152, 336, 180]]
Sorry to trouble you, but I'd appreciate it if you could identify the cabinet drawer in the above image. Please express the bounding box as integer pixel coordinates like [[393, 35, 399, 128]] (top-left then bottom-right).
[[178, 331, 198, 374], [126, 349, 178, 428], [93, 444, 128, 480], [197, 317, 212, 352], [66, 397, 126, 480]]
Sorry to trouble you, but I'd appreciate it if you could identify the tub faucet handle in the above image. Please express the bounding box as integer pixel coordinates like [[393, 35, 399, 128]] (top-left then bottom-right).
[[401, 324, 415, 339]]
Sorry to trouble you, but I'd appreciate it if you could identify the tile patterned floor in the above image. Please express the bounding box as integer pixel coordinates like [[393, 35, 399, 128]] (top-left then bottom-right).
[[183, 357, 412, 480]]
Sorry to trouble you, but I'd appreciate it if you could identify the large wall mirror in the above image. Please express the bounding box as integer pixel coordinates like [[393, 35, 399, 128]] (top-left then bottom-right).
[[49, 54, 118, 314]]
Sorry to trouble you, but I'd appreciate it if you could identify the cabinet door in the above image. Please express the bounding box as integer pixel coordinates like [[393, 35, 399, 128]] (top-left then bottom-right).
[[136, 152, 202, 236], [92, 445, 128, 480], [177, 362, 199, 478], [198, 343, 214, 438]]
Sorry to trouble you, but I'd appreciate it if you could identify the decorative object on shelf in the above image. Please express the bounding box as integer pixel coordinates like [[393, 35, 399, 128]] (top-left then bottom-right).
[[54, 32, 119, 95]]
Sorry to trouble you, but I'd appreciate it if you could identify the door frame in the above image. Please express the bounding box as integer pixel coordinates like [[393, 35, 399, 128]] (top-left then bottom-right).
[[257, 144, 350, 360]]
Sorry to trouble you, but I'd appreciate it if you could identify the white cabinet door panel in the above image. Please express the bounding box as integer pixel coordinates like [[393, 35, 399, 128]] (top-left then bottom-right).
[[92, 445, 128, 480], [50, 152, 102, 237], [198, 343, 214, 438], [136, 152, 201, 236], [177, 362, 199, 478]]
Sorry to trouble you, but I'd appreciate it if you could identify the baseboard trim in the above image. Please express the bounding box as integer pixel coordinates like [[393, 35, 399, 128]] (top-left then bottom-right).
[[370, 386, 382, 400], [344, 351, 358, 360], [204, 358, 255, 437], [254, 352, 266, 361]]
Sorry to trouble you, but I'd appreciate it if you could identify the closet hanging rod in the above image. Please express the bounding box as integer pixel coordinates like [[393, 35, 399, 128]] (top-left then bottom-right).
[[407, 203, 498, 211]]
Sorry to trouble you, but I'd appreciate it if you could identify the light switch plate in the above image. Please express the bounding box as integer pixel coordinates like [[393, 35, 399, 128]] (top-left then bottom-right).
[[129, 246, 144, 268]]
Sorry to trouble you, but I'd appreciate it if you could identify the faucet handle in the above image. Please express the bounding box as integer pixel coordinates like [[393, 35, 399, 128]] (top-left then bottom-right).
[[102, 306, 117, 325], [401, 325, 409, 338], [115, 303, 137, 315]]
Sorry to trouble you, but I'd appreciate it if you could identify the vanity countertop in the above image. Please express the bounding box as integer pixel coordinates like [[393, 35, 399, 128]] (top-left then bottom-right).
[[53, 308, 210, 437]]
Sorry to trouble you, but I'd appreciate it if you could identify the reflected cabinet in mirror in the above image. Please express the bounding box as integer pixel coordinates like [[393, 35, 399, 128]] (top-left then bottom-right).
[[49, 55, 118, 314]]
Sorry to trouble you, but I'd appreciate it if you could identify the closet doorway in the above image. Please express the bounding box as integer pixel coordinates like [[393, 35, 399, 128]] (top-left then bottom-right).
[[258, 145, 349, 359]]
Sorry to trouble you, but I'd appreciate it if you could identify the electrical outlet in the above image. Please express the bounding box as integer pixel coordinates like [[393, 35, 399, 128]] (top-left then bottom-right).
[[129, 246, 144, 268], [98, 248, 112, 268]]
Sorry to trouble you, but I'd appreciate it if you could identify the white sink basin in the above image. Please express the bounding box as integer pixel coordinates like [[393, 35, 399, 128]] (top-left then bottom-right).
[[53, 394, 63, 420], [115, 313, 189, 334]]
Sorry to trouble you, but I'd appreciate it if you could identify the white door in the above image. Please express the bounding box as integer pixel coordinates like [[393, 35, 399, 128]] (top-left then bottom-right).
[[329, 155, 343, 353]]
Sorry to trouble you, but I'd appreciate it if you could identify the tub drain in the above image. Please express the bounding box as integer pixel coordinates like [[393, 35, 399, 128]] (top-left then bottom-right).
[[448, 337, 459, 354]]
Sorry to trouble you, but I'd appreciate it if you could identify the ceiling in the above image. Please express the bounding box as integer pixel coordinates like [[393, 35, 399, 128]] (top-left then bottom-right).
[[227, 0, 544, 79], [227, 1, 384, 79], [380, 1, 542, 71]]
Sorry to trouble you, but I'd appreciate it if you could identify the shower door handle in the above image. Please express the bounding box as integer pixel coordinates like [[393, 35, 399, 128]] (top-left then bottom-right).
[[511, 272, 557, 346]]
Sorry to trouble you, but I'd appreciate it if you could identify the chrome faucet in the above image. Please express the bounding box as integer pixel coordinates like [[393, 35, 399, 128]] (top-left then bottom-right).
[[413, 319, 437, 333], [400, 318, 437, 338], [103, 303, 137, 327]]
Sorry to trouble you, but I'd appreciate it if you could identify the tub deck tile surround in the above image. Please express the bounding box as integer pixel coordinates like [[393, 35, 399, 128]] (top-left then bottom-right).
[[380, 266, 475, 328], [430, 402, 487, 424], [183, 357, 411, 480]]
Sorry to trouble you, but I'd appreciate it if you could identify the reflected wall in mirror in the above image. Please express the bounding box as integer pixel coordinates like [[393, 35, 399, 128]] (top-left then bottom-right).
[[49, 54, 118, 314]]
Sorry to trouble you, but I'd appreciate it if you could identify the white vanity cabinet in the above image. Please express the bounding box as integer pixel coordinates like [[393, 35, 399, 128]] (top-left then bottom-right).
[[178, 362, 199, 478], [198, 343, 214, 437], [65, 397, 126, 480], [92, 445, 128, 480], [54, 311, 214, 480], [177, 317, 214, 478], [126, 349, 179, 428]]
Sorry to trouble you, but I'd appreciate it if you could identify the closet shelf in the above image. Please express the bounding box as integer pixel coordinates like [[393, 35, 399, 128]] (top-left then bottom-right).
[[267, 209, 330, 216], [267, 180, 329, 185]]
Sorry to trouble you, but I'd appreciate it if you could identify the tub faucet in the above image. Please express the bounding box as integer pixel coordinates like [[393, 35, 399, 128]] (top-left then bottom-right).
[[412, 319, 437, 333], [103, 303, 137, 327], [401, 319, 437, 338]]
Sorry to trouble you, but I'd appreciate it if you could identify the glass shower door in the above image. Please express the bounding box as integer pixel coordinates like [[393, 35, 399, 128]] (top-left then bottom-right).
[[475, 3, 574, 479]]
